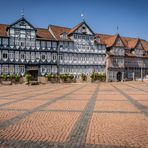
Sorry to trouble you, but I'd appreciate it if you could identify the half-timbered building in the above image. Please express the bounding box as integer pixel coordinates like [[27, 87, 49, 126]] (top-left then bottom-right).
[[0, 16, 148, 82]]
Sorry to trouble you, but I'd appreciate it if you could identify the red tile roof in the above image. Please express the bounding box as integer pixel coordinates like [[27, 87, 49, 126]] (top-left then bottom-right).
[[48, 25, 71, 40], [0, 23, 148, 52], [36, 28, 55, 41], [0, 24, 9, 37], [0, 24, 55, 41], [96, 33, 148, 51]]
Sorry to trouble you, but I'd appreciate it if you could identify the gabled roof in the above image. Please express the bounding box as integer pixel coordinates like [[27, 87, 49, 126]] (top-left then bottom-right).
[[48, 25, 71, 40], [128, 38, 139, 49], [36, 28, 56, 41], [98, 34, 125, 48], [0, 24, 55, 41], [105, 34, 118, 47], [96, 33, 148, 51], [68, 21, 95, 35], [8, 17, 36, 30]]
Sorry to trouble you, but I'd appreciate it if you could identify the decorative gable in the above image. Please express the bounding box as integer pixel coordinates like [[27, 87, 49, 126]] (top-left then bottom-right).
[[114, 38, 124, 47], [75, 23, 94, 35], [135, 41, 143, 49], [69, 22, 95, 35], [8, 17, 36, 30]]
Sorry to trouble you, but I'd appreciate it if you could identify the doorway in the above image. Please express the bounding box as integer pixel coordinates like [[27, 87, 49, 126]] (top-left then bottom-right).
[[117, 72, 122, 81], [28, 70, 38, 81]]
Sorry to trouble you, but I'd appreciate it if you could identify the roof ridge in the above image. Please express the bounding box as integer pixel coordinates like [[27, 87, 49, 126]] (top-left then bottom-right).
[[37, 27, 48, 30], [49, 24, 71, 29]]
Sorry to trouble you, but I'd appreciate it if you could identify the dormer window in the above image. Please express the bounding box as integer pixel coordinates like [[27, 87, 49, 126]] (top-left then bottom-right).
[[60, 32, 67, 40]]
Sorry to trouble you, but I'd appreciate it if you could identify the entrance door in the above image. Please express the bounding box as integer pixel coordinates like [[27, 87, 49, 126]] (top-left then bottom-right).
[[28, 70, 38, 81], [117, 72, 122, 81]]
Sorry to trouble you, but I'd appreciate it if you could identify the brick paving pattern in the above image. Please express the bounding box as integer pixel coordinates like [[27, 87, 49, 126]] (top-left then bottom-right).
[[0, 82, 148, 148]]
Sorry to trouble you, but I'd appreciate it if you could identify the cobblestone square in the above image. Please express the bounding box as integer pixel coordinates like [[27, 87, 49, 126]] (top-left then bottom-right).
[[0, 82, 148, 148]]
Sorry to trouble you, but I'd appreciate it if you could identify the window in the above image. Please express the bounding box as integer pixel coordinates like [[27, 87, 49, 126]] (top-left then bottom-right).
[[2, 51, 8, 61], [36, 41, 40, 49], [10, 38, 14, 47], [69, 42, 73, 50], [40, 66, 47, 76], [9, 65, 14, 74], [10, 29, 14, 37], [59, 54, 63, 61], [20, 30, 26, 38], [15, 29, 20, 38], [52, 66, 57, 73], [31, 31, 35, 38], [15, 51, 19, 62], [82, 35, 85, 40], [41, 41, 46, 49], [26, 40, 31, 48], [31, 40, 35, 49], [15, 38, 20, 46], [41, 53, 46, 62], [47, 42, 51, 49], [20, 52, 25, 62], [15, 65, 19, 74], [59, 43, 64, 50], [64, 42, 68, 49], [2, 65, 8, 74], [20, 65, 25, 76], [52, 42, 57, 50], [26, 52, 30, 62], [52, 53, 57, 62], [31, 52, 35, 62], [47, 53, 51, 62], [60, 33, 67, 39], [74, 34, 77, 39], [9, 51, 14, 61], [21, 41, 25, 48], [20, 22, 26, 29], [36, 52, 40, 62], [3, 38, 8, 46], [26, 31, 31, 39]]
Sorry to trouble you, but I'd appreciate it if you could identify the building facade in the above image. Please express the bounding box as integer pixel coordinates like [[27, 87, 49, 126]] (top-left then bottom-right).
[[0, 17, 148, 82]]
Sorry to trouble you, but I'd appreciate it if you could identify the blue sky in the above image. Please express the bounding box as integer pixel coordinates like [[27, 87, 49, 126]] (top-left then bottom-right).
[[0, 0, 147, 40]]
